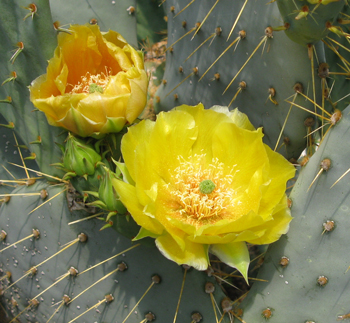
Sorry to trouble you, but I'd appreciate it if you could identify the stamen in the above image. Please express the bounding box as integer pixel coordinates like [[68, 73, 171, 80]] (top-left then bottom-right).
[[70, 68, 111, 94], [168, 154, 237, 227]]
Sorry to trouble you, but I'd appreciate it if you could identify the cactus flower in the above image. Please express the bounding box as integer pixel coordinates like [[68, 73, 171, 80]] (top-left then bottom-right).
[[29, 24, 148, 137], [112, 104, 295, 280]]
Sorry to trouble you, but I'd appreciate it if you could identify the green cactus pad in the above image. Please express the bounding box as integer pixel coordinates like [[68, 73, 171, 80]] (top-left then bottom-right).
[[0, 181, 231, 322], [241, 104, 350, 322]]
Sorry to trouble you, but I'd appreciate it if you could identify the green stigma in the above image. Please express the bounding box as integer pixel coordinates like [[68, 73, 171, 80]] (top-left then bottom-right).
[[89, 83, 104, 94], [199, 179, 216, 194]]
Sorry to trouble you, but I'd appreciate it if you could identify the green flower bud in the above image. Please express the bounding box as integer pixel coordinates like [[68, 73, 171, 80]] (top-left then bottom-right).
[[63, 133, 101, 176], [99, 166, 127, 213]]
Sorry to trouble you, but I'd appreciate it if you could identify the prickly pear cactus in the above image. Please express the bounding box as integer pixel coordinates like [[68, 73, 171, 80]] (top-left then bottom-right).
[[0, 1, 233, 322], [49, 0, 138, 46], [156, 0, 349, 160], [0, 0, 63, 177], [241, 104, 350, 322], [0, 181, 229, 322]]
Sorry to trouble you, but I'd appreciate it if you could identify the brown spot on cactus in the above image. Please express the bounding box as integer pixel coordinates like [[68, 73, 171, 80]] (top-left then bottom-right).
[[182, 20, 187, 28], [279, 256, 290, 267], [318, 63, 329, 78], [191, 312, 202, 322], [265, 27, 273, 38], [40, 189, 48, 200], [294, 82, 304, 94], [205, 282, 215, 293], [32, 229, 40, 239], [68, 266, 79, 276], [308, 158, 331, 191], [118, 262, 127, 272], [62, 294, 71, 304], [321, 158, 331, 171], [126, 6, 135, 14], [0, 230, 7, 241], [304, 117, 315, 127], [25, 178, 36, 186], [145, 312, 156, 321], [152, 274, 161, 284], [104, 293, 114, 303], [267, 87, 278, 105], [89, 18, 98, 25], [322, 220, 335, 233], [317, 275, 328, 286], [331, 109, 342, 125], [215, 27, 222, 36], [221, 297, 232, 312], [262, 307, 273, 319]]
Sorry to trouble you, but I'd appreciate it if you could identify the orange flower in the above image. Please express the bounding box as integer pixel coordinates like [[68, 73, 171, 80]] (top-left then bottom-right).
[[29, 24, 148, 137]]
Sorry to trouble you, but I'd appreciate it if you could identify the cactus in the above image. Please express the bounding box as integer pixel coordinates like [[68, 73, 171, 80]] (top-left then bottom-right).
[[0, 181, 230, 322], [240, 103, 350, 322], [155, 0, 349, 160], [2, 0, 350, 322], [0, 1, 232, 322]]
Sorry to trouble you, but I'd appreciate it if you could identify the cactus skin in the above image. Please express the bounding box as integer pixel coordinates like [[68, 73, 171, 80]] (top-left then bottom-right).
[[0, 181, 230, 322], [155, 0, 350, 160], [277, 0, 346, 46], [0, 4, 231, 321], [240, 104, 350, 322], [155, 0, 321, 160], [0, 0, 63, 177], [0, 114, 39, 195], [49, 0, 138, 46]]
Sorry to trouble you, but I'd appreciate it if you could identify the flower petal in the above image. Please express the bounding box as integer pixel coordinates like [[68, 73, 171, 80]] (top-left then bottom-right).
[[112, 179, 164, 235], [247, 197, 292, 245], [176, 103, 232, 161], [210, 106, 255, 131], [258, 146, 295, 218], [210, 241, 250, 283], [155, 233, 209, 270]]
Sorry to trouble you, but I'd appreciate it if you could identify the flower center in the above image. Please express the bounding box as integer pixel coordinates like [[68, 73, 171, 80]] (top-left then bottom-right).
[[70, 68, 111, 94], [169, 154, 237, 226]]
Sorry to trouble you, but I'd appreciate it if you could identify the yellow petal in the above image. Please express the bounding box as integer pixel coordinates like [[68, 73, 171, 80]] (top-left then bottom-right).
[[112, 179, 164, 235], [210, 106, 255, 130], [125, 71, 148, 123], [77, 93, 129, 124], [212, 122, 267, 189], [155, 233, 209, 270], [176, 103, 232, 161], [122, 109, 198, 189], [258, 146, 295, 218], [187, 229, 264, 244], [247, 197, 292, 245]]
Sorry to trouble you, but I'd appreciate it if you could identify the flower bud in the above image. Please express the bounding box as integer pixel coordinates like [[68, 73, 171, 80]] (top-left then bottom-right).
[[99, 166, 127, 213], [63, 133, 101, 176]]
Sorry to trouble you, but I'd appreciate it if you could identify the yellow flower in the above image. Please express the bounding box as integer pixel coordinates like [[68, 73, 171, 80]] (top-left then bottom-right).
[[29, 24, 148, 137], [112, 104, 295, 280]]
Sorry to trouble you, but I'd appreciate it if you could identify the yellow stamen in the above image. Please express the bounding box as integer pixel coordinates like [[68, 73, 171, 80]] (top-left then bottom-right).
[[168, 155, 237, 227], [70, 69, 111, 94]]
